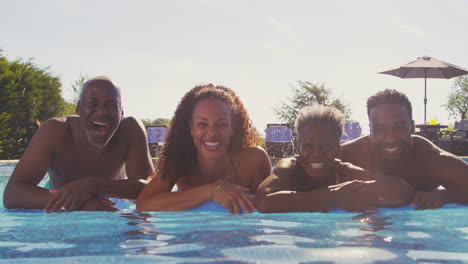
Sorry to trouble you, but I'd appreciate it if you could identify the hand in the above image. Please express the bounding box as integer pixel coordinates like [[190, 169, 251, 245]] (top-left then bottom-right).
[[44, 178, 98, 213], [79, 196, 117, 212], [411, 190, 448, 210], [211, 180, 256, 214], [329, 180, 378, 212]]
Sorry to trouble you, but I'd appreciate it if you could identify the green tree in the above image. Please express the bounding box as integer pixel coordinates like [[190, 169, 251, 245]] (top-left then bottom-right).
[[273, 81, 352, 126], [141, 118, 171, 127], [59, 73, 92, 117], [61, 100, 76, 116], [0, 52, 70, 159], [444, 75, 468, 120], [71, 73, 90, 104]]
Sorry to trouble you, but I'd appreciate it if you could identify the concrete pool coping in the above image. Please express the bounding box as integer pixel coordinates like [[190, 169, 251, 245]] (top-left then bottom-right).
[[0, 160, 19, 166]]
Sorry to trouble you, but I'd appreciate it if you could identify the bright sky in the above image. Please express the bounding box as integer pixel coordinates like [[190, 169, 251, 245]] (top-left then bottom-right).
[[2, 0, 467, 135]]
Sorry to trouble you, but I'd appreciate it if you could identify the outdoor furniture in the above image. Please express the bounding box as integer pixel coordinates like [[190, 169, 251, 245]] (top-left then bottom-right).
[[146, 125, 167, 160], [439, 120, 468, 156], [415, 124, 448, 145], [341, 122, 362, 142], [265, 124, 295, 165]]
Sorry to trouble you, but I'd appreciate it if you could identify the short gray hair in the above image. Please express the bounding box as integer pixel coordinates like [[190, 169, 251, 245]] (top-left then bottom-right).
[[295, 105, 345, 141], [79, 76, 121, 101]]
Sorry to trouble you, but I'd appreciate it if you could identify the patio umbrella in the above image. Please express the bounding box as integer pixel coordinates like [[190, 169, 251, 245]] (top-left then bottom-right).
[[378, 56, 468, 123]]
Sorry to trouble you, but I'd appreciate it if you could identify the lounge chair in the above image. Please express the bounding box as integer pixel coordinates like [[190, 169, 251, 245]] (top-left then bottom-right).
[[146, 125, 167, 159], [341, 122, 362, 142], [439, 120, 468, 156]]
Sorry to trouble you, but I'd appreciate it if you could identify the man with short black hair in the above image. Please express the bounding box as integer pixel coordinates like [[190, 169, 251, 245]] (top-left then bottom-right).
[[340, 89, 468, 209]]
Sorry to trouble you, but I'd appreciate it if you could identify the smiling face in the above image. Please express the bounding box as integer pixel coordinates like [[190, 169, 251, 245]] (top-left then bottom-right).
[[369, 103, 413, 168], [297, 123, 341, 181], [190, 98, 234, 160], [77, 83, 123, 149]]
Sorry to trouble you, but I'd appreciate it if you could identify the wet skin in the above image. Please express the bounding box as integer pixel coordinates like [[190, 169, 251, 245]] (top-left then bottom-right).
[[369, 104, 413, 171], [3, 82, 154, 212], [78, 84, 123, 148], [137, 97, 271, 214], [255, 119, 413, 213], [296, 123, 341, 185], [190, 98, 234, 167], [340, 103, 468, 209]]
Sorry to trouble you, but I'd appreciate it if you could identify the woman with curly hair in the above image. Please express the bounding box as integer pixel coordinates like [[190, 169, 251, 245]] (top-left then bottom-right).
[[137, 84, 271, 213]]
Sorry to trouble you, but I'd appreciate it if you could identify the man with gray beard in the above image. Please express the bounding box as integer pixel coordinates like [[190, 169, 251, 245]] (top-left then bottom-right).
[[4, 76, 154, 212]]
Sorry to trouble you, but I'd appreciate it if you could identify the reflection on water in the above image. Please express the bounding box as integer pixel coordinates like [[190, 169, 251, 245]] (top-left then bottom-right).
[[1, 204, 468, 263], [1, 164, 468, 263]]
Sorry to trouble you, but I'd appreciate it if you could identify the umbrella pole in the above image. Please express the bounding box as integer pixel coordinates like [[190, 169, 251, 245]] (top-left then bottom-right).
[[424, 71, 427, 123], [424, 78, 427, 123]]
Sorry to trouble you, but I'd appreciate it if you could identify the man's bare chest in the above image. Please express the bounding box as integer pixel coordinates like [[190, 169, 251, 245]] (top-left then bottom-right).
[[50, 146, 127, 182]]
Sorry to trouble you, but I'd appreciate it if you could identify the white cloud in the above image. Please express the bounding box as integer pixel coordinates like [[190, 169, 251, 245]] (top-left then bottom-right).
[[391, 19, 433, 39], [265, 17, 298, 42]]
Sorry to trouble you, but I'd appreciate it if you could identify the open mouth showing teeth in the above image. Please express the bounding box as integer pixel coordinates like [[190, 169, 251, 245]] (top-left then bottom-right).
[[204, 141, 220, 147], [203, 141, 220, 151], [384, 146, 399, 153], [309, 163, 325, 169], [91, 121, 110, 135]]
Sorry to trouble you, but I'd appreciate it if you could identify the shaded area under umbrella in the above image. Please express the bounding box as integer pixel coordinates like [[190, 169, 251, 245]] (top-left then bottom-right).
[[379, 56, 468, 122]]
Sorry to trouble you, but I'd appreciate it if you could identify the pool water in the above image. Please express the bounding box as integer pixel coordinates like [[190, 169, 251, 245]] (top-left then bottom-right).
[[1, 163, 468, 263]]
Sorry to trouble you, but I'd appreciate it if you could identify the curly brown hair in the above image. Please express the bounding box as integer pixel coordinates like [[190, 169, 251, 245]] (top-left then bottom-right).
[[156, 84, 260, 182]]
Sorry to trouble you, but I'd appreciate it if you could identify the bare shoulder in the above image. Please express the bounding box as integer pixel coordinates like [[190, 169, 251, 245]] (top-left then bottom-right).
[[274, 157, 297, 170], [413, 135, 468, 185], [36, 116, 75, 139], [337, 160, 365, 172], [341, 135, 370, 150], [18, 116, 76, 157], [258, 157, 296, 192], [116, 116, 147, 142], [271, 158, 297, 183], [336, 160, 374, 182], [119, 116, 145, 131], [237, 146, 270, 162], [236, 146, 271, 170], [413, 135, 465, 165], [340, 136, 371, 166], [41, 116, 72, 128]]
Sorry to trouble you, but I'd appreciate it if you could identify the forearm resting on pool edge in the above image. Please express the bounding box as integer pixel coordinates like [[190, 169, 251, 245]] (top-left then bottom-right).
[[412, 189, 468, 205], [136, 184, 215, 212], [93, 178, 146, 199], [3, 182, 54, 209], [254, 189, 336, 213]]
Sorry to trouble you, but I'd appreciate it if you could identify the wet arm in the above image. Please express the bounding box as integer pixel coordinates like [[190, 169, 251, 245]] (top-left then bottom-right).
[[248, 147, 272, 193], [341, 166, 414, 208], [255, 159, 335, 213], [444, 190, 468, 204], [361, 175, 414, 208], [255, 187, 335, 213], [424, 155, 468, 205], [95, 118, 155, 199], [136, 175, 215, 211], [3, 121, 56, 209]]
